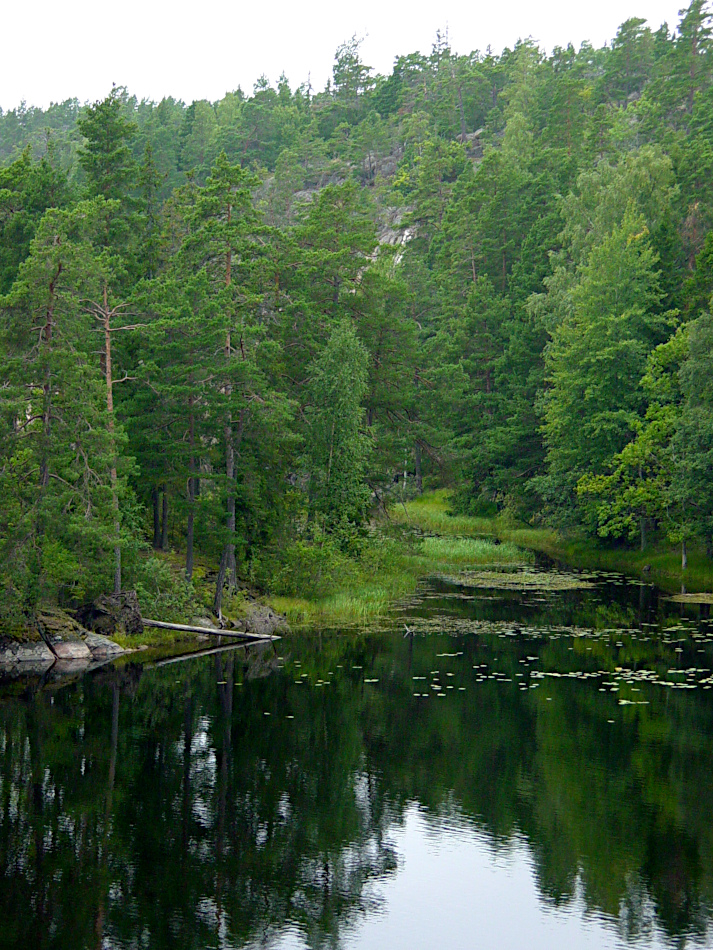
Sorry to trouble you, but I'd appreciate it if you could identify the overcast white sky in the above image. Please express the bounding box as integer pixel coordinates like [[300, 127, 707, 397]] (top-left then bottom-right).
[[1, 0, 687, 112]]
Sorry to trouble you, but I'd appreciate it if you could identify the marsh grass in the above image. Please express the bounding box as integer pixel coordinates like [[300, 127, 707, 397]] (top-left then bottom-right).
[[394, 490, 713, 594], [269, 530, 530, 627]]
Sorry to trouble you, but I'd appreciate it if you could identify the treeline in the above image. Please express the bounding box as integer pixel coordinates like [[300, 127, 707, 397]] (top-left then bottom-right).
[[2, 4, 713, 619]]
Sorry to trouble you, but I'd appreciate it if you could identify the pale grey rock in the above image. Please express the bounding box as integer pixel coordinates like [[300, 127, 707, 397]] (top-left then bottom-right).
[[83, 632, 125, 657], [50, 640, 91, 661], [0, 639, 55, 666], [244, 606, 289, 636]]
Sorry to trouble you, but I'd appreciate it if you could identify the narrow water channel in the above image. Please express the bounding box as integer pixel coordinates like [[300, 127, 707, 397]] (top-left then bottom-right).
[[2, 565, 713, 949]]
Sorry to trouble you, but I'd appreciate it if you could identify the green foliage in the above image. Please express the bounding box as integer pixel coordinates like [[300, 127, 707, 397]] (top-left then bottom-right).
[[133, 556, 199, 621], [538, 208, 674, 520], [307, 321, 372, 531], [252, 535, 359, 599], [4, 4, 713, 621]]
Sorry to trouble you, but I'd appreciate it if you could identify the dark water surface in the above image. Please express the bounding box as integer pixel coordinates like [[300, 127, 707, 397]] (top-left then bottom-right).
[[3, 566, 713, 949]]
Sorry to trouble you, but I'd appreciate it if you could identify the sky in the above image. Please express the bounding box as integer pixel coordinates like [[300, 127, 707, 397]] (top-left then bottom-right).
[[1, 0, 687, 112]]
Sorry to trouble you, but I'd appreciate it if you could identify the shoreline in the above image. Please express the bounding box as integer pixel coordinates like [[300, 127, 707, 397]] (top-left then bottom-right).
[[5, 488, 710, 667], [389, 491, 713, 596]]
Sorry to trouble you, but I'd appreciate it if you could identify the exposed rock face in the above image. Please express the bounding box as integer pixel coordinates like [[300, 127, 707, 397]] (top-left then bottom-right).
[[76, 590, 143, 637], [0, 605, 129, 671], [0, 639, 55, 670], [51, 640, 92, 660]]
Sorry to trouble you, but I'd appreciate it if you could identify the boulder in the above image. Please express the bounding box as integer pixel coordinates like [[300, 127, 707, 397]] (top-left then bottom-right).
[[50, 639, 91, 660], [244, 605, 289, 637], [83, 632, 126, 658], [76, 590, 144, 637]]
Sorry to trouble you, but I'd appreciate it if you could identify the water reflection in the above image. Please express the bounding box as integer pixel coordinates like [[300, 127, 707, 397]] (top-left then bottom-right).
[[1, 572, 713, 949]]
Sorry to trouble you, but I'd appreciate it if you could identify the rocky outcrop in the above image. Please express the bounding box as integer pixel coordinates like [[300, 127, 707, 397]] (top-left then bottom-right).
[[0, 605, 127, 673], [0, 638, 55, 673], [36, 607, 91, 660], [224, 604, 288, 636], [76, 590, 143, 637]]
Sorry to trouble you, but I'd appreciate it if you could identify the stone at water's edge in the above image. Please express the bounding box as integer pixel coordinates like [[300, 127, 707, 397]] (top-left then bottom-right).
[[83, 632, 126, 656], [76, 590, 144, 637], [243, 605, 289, 636], [51, 640, 92, 660], [0, 639, 55, 668], [0, 604, 127, 670]]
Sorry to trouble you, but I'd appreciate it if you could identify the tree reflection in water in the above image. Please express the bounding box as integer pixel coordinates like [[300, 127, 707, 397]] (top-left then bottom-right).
[[1, 573, 713, 949]]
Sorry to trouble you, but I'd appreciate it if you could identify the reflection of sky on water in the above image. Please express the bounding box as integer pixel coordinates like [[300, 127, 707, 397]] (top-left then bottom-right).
[[261, 805, 692, 950]]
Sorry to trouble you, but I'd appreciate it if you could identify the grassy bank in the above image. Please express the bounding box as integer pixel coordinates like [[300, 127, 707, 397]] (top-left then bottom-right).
[[391, 490, 713, 595], [268, 533, 530, 628]]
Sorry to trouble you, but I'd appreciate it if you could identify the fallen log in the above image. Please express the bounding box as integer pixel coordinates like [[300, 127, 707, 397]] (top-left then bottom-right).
[[142, 618, 280, 642]]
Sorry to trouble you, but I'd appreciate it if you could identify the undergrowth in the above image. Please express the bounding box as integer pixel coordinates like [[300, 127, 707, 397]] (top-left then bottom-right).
[[266, 528, 529, 627]]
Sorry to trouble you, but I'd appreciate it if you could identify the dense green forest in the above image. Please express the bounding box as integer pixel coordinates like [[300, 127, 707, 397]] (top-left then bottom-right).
[[2, 2, 713, 623]]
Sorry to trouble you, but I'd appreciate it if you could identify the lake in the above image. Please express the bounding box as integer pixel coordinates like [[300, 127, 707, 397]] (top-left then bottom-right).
[[2, 562, 713, 949]]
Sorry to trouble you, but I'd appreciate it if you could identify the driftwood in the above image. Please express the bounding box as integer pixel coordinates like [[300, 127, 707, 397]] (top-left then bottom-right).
[[142, 618, 280, 642]]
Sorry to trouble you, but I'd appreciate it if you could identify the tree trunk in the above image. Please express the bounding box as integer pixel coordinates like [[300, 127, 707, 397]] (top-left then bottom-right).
[[213, 548, 229, 621], [103, 284, 121, 595], [186, 398, 195, 582], [38, 264, 60, 491], [415, 442, 422, 493], [214, 228, 240, 614], [682, 538, 688, 571], [226, 424, 237, 586], [161, 489, 168, 550], [640, 517, 646, 553], [152, 488, 161, 548]]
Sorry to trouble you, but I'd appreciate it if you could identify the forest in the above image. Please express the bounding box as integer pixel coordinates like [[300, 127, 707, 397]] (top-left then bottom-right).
[[2, 1, 713, 624]]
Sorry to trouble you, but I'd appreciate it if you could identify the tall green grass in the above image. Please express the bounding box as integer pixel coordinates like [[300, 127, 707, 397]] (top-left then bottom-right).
[[393, 489, 713, 594], [269, 528, 530, 628]]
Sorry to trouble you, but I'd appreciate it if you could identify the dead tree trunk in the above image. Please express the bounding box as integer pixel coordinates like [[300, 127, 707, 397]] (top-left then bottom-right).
[[215, 218, 240, 618], [186, 396, 196, 582]]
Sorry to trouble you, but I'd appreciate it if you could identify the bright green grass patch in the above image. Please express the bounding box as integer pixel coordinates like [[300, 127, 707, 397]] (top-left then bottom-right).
[[418, 535, 523, 565]]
